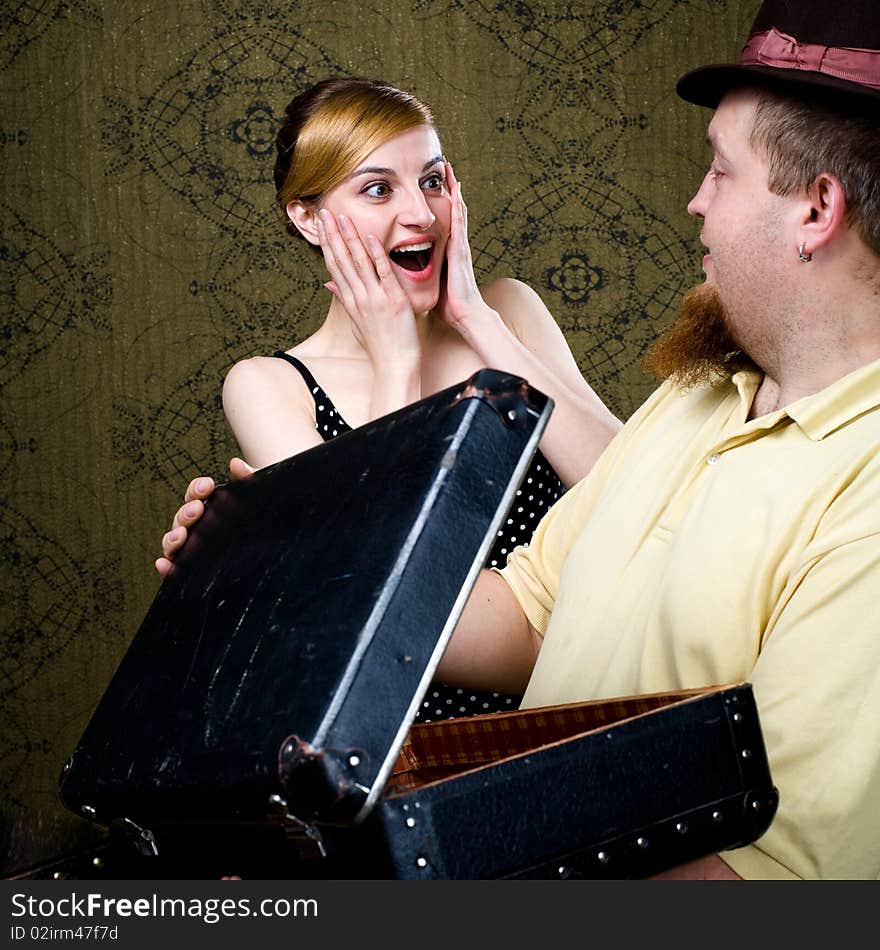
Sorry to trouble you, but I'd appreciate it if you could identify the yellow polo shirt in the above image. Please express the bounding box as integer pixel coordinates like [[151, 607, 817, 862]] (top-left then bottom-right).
[[500, 359, 880, 880]]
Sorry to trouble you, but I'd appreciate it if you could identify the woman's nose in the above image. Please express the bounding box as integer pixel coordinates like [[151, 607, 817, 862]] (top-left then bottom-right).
[[400, 189, 436, 230]]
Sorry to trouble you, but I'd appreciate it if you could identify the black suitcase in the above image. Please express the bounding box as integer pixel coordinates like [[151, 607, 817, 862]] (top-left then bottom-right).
[[57, 369, 777, 879]]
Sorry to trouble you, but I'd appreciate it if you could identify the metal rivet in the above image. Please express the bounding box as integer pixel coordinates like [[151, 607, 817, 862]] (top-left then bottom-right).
[[712, 810, 723, 822], [675, 822, 688, 834], [92, 857, 104, 869], [53, 872, 62, 880], [597, 851, 610, 864], [741, 749, 751, 759], [403, 655, 412, 663], [284, 742, 295, 755], [82, 805, 96, 817], [557, 866, 567, 877], [733, 712, 743, 722], [637, 837, 649, 849], [707, 453, 720, 465], [349, 755, 360, 767], [405, 817, 416, 828], [751, 799, 762, 811], [268, 793, 286, 807], [507, 410, 517, 421], [416, 857, 428, 868]]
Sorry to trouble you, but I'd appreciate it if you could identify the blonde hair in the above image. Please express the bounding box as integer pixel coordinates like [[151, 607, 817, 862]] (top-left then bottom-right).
[[274, 78, 435, 237]]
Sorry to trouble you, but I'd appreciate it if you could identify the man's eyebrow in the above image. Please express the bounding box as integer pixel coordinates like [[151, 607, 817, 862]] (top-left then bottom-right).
[[349, 155, 446, 178], [706, 131, 728, 160]]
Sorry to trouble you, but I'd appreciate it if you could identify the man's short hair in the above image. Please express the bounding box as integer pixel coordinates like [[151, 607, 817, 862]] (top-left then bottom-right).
[[748, 85, 880, 257]]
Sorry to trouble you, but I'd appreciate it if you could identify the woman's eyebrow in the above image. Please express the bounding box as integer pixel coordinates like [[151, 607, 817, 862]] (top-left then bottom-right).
[[350, 155, 446, 178], [351, 165, 395, 177]]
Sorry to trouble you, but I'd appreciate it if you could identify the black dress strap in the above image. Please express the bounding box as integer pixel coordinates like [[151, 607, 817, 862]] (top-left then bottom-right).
[[272, 350, 353, 437], [272, 350, 321, 394]]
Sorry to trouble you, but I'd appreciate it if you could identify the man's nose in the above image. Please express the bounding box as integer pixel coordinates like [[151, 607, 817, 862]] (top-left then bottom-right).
[[687, 172, 712, 218]]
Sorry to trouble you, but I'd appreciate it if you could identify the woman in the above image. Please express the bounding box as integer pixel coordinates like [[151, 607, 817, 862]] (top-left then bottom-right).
[[157, 77, 621, 719]]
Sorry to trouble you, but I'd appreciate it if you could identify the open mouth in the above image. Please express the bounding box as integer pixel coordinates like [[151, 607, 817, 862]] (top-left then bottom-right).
[[389, 241, 434, 274]]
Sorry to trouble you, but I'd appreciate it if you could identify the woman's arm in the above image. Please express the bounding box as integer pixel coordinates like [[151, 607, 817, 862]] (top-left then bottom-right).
[[440, 164, 621, 486], [154, 357, 321, 576], [221, 356, 326, 469], [477, 278, 622, 486]]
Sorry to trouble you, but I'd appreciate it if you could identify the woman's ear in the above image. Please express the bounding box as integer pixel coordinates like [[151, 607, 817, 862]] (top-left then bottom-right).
[[287, 201, 320, 245], [796, 172, 847, 257]]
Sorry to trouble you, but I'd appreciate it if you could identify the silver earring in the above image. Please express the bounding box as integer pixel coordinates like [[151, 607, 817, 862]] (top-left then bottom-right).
[[798, 242, 812, 263]]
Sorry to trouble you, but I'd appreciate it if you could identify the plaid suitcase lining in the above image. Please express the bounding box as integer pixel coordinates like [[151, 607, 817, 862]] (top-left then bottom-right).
[[387, 686, 713, 792]]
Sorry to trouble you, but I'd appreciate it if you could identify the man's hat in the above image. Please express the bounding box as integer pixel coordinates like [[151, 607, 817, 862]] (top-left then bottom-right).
[[677, 0, 880, 108]]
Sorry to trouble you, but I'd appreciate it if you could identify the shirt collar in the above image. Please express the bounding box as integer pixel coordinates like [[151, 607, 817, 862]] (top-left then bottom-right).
[[733, 357, 880, 441]]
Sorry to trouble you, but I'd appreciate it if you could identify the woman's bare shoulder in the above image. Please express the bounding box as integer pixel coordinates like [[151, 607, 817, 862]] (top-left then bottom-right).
[[223, 353, 310, 402], [479, 276, 541, 308], [479, 277, 557, 338]]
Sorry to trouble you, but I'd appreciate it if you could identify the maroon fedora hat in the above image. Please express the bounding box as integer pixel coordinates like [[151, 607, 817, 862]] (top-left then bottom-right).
[[676, 0, 880, 107]]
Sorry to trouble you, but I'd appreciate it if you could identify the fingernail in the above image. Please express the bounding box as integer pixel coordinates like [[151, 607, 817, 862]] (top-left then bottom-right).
[[338, 214, 350, 233], [195, 477, 212, 493], [184, 502, 201, 518]]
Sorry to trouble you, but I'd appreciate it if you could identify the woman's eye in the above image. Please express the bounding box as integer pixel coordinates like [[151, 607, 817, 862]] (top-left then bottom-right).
[[422, 173, 445, 192], [363, 182, 391, 198]]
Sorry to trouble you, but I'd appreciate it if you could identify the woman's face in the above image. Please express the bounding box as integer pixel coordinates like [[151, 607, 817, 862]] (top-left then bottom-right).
[[313, 125, 452, 315]]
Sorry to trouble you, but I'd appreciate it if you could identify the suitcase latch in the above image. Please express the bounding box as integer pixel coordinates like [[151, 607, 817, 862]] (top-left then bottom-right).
[[267, 793, 327, 859], [112, 817, 159, 858]]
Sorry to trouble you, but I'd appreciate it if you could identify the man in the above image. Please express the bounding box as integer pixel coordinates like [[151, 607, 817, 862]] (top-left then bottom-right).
[[162, 0, 879, 878], [438, 0, 880, 879]]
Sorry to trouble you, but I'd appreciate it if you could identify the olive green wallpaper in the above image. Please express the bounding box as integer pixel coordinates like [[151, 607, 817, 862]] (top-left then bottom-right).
[[1, 0, 759, 877]]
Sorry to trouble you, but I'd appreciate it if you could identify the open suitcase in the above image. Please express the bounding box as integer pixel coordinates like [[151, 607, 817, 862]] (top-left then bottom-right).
[[58, 369, 778, 879]]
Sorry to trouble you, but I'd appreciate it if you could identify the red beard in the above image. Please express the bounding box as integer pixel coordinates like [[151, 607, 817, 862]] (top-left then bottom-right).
[[642, 283, 757, 388]]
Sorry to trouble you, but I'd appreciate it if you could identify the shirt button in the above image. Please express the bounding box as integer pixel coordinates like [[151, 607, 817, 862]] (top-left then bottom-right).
[[707, 453, 721, 465]]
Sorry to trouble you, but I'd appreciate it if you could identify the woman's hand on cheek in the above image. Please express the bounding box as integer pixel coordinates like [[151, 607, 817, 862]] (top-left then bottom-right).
[[438, 163, 496, 334], [317, 209, 421, 369]]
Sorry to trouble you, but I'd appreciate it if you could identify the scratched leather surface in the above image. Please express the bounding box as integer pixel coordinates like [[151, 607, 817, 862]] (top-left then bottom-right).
[[58, 370, 551, 829]]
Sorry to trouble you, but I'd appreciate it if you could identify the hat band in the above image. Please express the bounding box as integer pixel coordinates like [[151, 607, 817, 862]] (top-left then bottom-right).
[[740, 27, 880, 89]]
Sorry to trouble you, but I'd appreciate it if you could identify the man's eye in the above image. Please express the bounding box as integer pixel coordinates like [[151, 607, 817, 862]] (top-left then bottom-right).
[[364, 182, 391, 198]]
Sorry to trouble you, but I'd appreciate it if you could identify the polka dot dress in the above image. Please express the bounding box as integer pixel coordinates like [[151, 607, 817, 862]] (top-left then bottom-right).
[[272, 351, 566, 722]]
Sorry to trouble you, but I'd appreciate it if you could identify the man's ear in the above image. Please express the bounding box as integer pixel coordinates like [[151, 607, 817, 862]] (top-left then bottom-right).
[[796, 172, 847, 257], [287, 201, 320, 246]]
